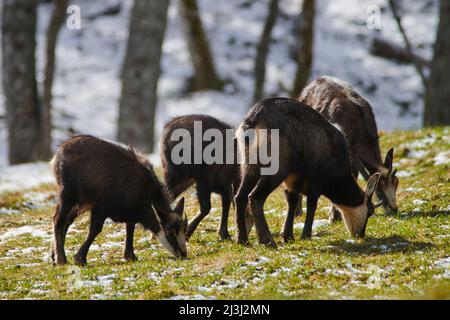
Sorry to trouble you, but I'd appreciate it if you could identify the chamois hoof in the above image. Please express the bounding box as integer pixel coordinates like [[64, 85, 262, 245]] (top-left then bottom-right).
[[328, 209, 342, 223], [54, 258, 68, 266], [236, 237, 250, 246], [124, 252, 138, 262], [260, 237, 278, 248], [282, 233, 295, 243], [218, 231, 232, 241], [301, 232, 312, 240], [73, 254, 87, 266]]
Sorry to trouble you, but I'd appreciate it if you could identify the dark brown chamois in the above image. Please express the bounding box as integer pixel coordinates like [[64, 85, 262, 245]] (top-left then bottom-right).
[[50, 135, 187, 266], [160, 115, 240, 240], [299, 76, 398, 222], [235, 98, 380, 247]]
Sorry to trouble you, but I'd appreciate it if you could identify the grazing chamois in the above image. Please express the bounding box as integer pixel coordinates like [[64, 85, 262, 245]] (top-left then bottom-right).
[[235, 98, 380, 247], [299, 76, 398, 222], [160, 115, 240, 240], [50, 135, 187, 266]]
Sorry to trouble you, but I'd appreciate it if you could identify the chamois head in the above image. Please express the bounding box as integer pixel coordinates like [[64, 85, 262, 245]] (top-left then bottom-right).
[[338, 173, 380, 238], [153, 198, 188, 258], [360, 148, 399, 213]]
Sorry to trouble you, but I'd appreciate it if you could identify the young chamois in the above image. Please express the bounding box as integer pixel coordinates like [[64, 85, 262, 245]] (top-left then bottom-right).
[[300, 76, 398, 222], [160, 115, 240, 240], [50, 135, 187, 266], [235, 98, 380, 247]]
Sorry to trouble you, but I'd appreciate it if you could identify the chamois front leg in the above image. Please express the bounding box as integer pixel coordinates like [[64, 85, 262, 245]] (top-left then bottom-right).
[[74, 211, 106, 266], [186, 184, 211, 239], [124, 223, 138, 261], [218, 186, 233, 241], [282, 190, 299, 242], [328, 205, 342, 223], [302, 195, 318, 239], [248, 175, 287, 248]]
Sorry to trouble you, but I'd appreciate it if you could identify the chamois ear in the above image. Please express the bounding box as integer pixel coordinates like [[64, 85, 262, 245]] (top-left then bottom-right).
[[174, 197, 185, 217], [365, 173, 380, 198], [384, 148, 394, 171]]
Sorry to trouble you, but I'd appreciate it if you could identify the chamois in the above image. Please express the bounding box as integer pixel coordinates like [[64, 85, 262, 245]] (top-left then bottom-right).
[[300, 76, 398, 222], [160, 115, 240, 240], [50, 135, 187, 266], [235, 98, 380, 247]]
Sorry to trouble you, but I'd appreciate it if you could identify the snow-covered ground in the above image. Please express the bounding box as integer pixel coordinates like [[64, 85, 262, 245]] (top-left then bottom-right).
[[0, 0, 439, 167]]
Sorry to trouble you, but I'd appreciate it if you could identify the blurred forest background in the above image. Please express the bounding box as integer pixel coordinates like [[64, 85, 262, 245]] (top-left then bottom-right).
[[0, 0, 449, 166]]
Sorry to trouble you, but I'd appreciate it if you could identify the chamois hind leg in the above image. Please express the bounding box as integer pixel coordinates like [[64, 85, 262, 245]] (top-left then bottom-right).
[[74, 208, 106, 266], [302, 194, 319, 239], [218, 184, 233, 241], [235, 173, 259, 245], [124, 223, 138, 261], [186, 183, 211, 239], [283, 190, 300, 242], [248, 173, 288, 248], [51, 189, 76, 265], [295, 195, 303, 217], [328, 205, 342, 223]]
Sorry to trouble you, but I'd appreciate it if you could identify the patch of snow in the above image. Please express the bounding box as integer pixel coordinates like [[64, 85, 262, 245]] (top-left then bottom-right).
[[396, 170, 413, 177], [0, 163, 53, 193], [19, 263, 41, 268], [402, 136, 437, 150], [433, 257, 450, 279], [366, 265, 389, 289], [197, 279, 243, 292], [29, 289, 50, 295], [75, 274, 116, 288], [22, 191, 56, 209], [89, 241, 122, 251], [294, 219, 330, 231], [245, 255, 270, 267], [413, 199, 426, 205], [407, 149, 428, 159], [433, 151, 450, 166], [0, 226, 49, 242], [0, 208, 21, 215], [403, 187, 423, 193]]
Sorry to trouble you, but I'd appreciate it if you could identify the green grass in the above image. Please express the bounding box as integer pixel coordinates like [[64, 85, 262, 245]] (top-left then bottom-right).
[[0, 127, 449, 300]]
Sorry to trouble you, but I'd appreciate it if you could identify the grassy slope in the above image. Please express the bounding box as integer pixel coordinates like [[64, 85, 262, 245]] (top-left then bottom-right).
[[0, 128, 449, 300]]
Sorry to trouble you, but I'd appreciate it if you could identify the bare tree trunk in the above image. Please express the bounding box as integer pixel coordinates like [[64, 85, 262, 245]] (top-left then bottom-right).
[[424, 0, 450, 126], [253, 0, 279, 103], [179, 0, 223, 91], [291, 0, 315, 98], [388, 0, 428, 88], [117, 0, 169, 152], [1, 0, 40, 164], [37, 0, 69, 159]]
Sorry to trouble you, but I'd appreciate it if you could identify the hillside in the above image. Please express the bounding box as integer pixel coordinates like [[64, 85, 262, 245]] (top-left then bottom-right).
[[0, 127, 448, 299], [0, 0, 440, 166]]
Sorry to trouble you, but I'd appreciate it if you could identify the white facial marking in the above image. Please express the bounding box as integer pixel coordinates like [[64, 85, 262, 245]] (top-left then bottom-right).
[[384, 180, 397, 208], [156, 230, 176, 256], [335, 203, 368, 236], [176, 231, 187, 253]]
